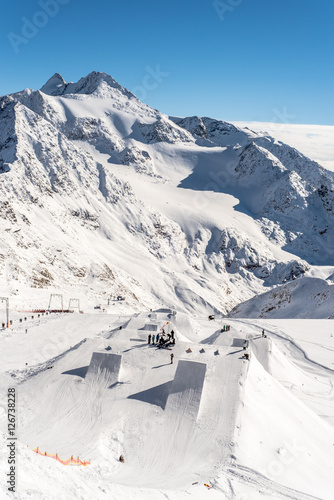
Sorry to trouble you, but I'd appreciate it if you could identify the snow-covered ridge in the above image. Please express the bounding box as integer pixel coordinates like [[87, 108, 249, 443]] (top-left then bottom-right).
[[40, 71, 135, 99], [228, 276, 334, 319]]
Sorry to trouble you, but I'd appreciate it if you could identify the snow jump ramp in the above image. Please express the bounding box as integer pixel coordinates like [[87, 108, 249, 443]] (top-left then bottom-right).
[[233, 338, 247, 348], [165, 360, 207, 420], [85, 352, 122, 388], [139, 324, 158, 332]]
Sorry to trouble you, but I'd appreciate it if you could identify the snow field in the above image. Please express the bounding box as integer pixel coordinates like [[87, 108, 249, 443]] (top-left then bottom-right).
[[1, 311, 334, 499]]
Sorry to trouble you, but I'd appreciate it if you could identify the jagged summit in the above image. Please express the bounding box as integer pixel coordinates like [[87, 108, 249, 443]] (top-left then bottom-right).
[[40, 72, 67, 96], [40, 71, 135, 99]]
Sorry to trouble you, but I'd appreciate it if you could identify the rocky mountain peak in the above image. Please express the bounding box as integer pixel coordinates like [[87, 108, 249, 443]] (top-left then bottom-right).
[[40, 71, 134, 99]]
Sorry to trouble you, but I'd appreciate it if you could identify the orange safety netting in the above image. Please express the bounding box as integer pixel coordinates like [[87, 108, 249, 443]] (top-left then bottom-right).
[[32, 447, 90, 466]]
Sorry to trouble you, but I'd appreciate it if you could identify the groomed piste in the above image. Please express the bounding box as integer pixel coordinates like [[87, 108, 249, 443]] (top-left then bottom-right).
[[1, 310, 334, 499]]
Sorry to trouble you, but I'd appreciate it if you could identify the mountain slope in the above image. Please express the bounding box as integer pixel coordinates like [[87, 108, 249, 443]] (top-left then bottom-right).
[[228, 276, 334, 319], [1, 71, 333, 314]]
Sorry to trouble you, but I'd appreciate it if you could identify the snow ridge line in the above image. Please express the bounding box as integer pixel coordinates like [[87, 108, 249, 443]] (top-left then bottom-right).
[[269, 328, 334, 375], [232, 353, 250, 442], [234, 319, 334, 375], [226, 464, 323, 500], [218, 347, 251, 465], [9, 337, 88, 383]]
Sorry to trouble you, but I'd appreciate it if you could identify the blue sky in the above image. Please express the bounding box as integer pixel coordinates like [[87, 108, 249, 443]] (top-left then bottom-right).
[[1, 0, 333, 125]]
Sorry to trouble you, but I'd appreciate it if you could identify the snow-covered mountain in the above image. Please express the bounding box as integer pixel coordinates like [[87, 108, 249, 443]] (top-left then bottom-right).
[[228, 275, 334, 319], [1, 71, 334, 314]]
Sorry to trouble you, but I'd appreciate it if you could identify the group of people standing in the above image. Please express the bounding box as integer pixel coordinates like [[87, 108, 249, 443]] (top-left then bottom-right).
[[148, 328, 176, 364], [221, 325, 231, 332], [148, 329, 175, 347]]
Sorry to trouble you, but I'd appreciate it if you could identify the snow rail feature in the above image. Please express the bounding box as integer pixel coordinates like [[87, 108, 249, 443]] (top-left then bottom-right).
[[32, 447, 90, 466]]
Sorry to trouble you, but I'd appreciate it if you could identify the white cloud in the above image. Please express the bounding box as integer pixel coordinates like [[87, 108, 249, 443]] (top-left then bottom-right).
[[233, 121, 334, 171]]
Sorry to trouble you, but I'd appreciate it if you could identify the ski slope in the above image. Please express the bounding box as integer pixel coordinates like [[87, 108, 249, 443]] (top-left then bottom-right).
[[1, 310, 334, 499]]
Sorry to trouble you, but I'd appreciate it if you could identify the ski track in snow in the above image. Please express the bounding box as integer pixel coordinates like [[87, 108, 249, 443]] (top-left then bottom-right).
[[226, 464, 323, 500]]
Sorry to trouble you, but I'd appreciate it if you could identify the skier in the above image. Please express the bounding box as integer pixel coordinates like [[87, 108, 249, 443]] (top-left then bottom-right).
[[148, 334, 151, 344], [170, 353, 174, 364], [171, 330, 174, 340], [119, 455, 124, 463], [262, 329, 265, 337], [152, 335, 155, 344], [156, 333, 160, 342], [243, 340, 247, 350]]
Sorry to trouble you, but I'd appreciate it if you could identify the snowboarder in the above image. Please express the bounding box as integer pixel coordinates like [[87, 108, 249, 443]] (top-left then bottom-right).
[[170, 353, 174, 364], [119, 455, 124, 463], [152, 335, 155, 344], [148, 334, 151, 344], [242, 353, 250, 360]]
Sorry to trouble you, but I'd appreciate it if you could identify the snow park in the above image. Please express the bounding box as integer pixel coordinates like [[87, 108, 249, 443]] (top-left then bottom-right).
[[1, 1, 334, 498], [0, 69, 333, 500]]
